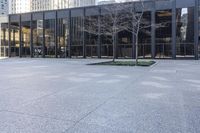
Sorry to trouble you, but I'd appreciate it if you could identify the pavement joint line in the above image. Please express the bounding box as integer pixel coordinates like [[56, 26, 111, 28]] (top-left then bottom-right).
[[63, 95, 117, 133], [20, 86, 81, 108], [63, 70, 150, 132], [150, 60, 159, 68], [1, 110, 77, 123]]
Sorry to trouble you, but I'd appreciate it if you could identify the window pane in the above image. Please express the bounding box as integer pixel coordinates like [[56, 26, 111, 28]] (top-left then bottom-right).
[[57, 18, 69, 58], [138, 11, 152, 58], [71, 16, 83, 57], [85, 14, 98, 57], [155, 10, 172, 58], [21, 21, 31, 57], [33, 20, 43, 58], [0, 23, 9, 57], [10, 22, 20, 57], [176, 7, 194, 57], [45, 19, 56, 58]]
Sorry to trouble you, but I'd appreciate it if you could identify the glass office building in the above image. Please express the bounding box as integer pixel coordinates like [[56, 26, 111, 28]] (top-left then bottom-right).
[[1, 0, 200, 59]]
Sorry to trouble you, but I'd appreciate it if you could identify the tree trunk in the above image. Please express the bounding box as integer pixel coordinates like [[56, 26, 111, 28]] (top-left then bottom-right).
[[135, 35, 138, 66], [112, 34, 115, 62], [132, 32, 135, 59]]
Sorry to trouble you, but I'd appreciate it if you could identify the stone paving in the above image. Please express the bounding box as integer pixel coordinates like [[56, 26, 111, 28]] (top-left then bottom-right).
[[0, 58, 200, 133]]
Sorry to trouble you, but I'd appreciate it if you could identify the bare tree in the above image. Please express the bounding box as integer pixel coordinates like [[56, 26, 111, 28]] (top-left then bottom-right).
[[124, 0, 169, 65], [84, 1, 167, 63], [84, 3, 128, 62], [123, 0, 146, 65]]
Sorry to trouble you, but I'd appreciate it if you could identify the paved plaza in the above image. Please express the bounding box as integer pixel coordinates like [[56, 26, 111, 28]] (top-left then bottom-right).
[[0, 58, 200, 133]]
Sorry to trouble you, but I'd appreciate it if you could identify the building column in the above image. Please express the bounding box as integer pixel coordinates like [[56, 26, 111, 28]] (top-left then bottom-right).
[[8, 16, 11, 57], [172, 0, 176, 59], [0, 24, 1, 57], [68, 10, 71, 58], [83, 8, 86, 58], [30, 14, 33, 58], [42, 12, 45, 58], [97, 7, 101, 58], [19, 15, 22, 57], [55, 11, 58, 58], [194, 0, 199, 60], [151, 1, 155, 59]]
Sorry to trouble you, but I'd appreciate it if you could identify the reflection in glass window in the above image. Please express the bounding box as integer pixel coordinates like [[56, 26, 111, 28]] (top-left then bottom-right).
[[45, 19, 56, 58], [0, 23, 9, 57], [33, 20, 43, 58], [71, 16, 83, 57], [57, 18, 69, 58], [138, 12, 152, 58], [100, 14, 113, 58], [155, 10, 172, 58], [21, 21, 31, 57], [176, 7, 194, 57], [85, 14, 98, 57], [10, 22, 20, 57]]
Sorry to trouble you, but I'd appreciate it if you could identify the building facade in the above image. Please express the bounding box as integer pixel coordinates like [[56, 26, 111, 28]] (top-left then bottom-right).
[[1, 0, 200, 59], [9, 0, 31, 14], [31, 0, 96, 12], [0, 0, 9, 57], [98, 0, 116, 5], [70, 0, 96, 8], [0, 0, 8, 16], [9, 0, 96, 13]]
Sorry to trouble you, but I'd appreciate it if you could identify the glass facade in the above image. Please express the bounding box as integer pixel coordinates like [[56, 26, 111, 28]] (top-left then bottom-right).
[[0, 23, 9, 57], [85, 8, 99, 58], [155, 10, 172, 58], [57, 18, 69, 58], [71, 9, 84, 57], [117, 9, 133, 59], [32, 20, 43, 58], [100, 11, 113, 58], [176, 7, 195, 57], [44, 19, 56, 58], [1, 0, 198, 59], [21, 21, 31, 57], [138, 12, 152, 58], [118, 30, 132, 58], [10, 22, 20, 57]]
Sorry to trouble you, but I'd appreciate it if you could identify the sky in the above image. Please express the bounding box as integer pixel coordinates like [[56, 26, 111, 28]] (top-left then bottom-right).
[[97, 0, 135, 1]]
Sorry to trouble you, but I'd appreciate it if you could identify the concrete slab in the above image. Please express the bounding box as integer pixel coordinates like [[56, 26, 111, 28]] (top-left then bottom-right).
[[0, 59, 200, 132], [0, 111, 74, 133]]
